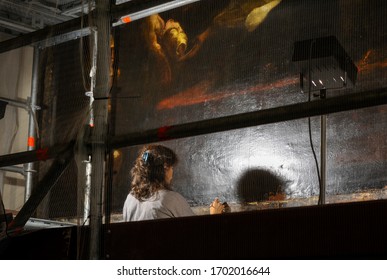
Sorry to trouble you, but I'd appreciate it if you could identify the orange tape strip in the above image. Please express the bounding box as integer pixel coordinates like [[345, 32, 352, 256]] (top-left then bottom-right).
[[122, 16, 131, 23], [27, 137, 35, 148]]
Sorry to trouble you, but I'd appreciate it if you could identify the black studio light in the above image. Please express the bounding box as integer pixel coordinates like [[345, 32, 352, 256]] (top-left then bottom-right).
[[292, 36, 358, 205], [292, 35, 357, 93]]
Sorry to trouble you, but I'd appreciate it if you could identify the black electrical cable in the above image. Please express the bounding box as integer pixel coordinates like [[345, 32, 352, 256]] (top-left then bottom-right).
[[308, 117, 322, 203], [307, 39, 323, 205]]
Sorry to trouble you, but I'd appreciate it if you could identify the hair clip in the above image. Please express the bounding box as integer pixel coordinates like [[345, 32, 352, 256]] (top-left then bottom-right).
[[142, 150, 150, 163]]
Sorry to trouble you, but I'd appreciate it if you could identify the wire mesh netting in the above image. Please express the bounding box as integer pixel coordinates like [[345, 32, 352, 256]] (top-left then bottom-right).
[[0, 0, 387, 259]]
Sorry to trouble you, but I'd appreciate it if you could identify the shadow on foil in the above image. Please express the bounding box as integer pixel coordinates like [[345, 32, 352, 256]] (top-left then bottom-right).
[[236, 168, 285, 202]]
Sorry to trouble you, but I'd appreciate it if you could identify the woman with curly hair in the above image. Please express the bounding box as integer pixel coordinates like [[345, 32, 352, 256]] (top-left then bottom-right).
[[123, 144, 224, 221]]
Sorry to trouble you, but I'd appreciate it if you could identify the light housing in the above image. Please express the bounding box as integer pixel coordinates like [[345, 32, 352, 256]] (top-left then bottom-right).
[[292, 36, 358, 92]]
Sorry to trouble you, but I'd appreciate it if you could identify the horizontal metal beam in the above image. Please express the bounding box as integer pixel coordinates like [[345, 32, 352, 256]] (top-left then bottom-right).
[[0, 87, 386, 167], [0, 141, 74, 168], [112, 0, 201, 26], [0, 97, 29, 111], [108, 87, 387, 149], [0, 166, 25, 176], [110, 0, 177, 20], [0, 16, 83, 53], [0, 18, 38, 34], [35, 27, 91, 49], [25, 218, 76, 230], [61, 2, 95, 17]]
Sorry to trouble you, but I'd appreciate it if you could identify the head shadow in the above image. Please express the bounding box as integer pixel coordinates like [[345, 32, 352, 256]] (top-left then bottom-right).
[[236, 168, 285, 203]]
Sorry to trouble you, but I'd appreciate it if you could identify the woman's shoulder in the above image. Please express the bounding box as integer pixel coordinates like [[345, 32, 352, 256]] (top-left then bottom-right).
[[158, 189, 185, 200], [123, 192, 137, 205], [158, 189, 194, 216], [158, 189, 190, 206]]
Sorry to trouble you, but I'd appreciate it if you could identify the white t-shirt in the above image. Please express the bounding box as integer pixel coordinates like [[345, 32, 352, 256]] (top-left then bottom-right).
[[123, 189, 195, 221]]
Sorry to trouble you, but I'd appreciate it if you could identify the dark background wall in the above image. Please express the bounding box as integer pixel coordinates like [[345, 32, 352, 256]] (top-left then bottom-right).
[[111, 0, 387, 210], [37, 0, 387, 215]]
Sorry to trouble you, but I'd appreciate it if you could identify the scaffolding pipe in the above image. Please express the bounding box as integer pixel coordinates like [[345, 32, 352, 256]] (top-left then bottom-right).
[[0, 97, 29, 111], [83, 156, 92, 225], [111, 0, 180, 20], [112, 0, 201, 26], [83, 27, 98, 225], [88, 0, 111, 260], [0, 166, 25, 176], [25, 47, 40, 202], [320, 114, 326, 204]]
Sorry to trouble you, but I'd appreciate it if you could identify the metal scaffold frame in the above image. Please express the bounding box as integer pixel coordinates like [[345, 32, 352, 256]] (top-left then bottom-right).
[[0, 0, 208, 260], [0, 0, 387, 259], [0, 48, 41, 203]]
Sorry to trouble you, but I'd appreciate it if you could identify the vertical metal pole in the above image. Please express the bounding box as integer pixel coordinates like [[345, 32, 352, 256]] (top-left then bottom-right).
[[320, 115, 326, 204], [89, 0, 111, 260], [25, 47, 40, 202], [320, 90, 327, 205], [83, 27, 98, 225], [83, 155, 92, 224]]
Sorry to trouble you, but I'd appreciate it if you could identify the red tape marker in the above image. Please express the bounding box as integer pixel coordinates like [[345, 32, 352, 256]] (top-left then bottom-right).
[[36, 147, 49, 161], [121, 16, 131, 24], [157, 126, 172, 141]]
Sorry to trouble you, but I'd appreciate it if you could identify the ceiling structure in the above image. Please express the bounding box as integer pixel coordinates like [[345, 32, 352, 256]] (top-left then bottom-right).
[[0, 0, 133, 38], [0, 0, 94, 36], [0, 0, 197, 50]]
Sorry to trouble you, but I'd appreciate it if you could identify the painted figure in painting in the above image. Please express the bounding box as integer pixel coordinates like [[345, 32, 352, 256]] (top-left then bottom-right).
[[140, 0, 282, 84], [141, 14, 188, 85], [182, 0, 282, 60]]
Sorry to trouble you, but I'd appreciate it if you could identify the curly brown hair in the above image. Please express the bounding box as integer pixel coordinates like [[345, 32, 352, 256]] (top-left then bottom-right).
[[130, 144, 177, 200]]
